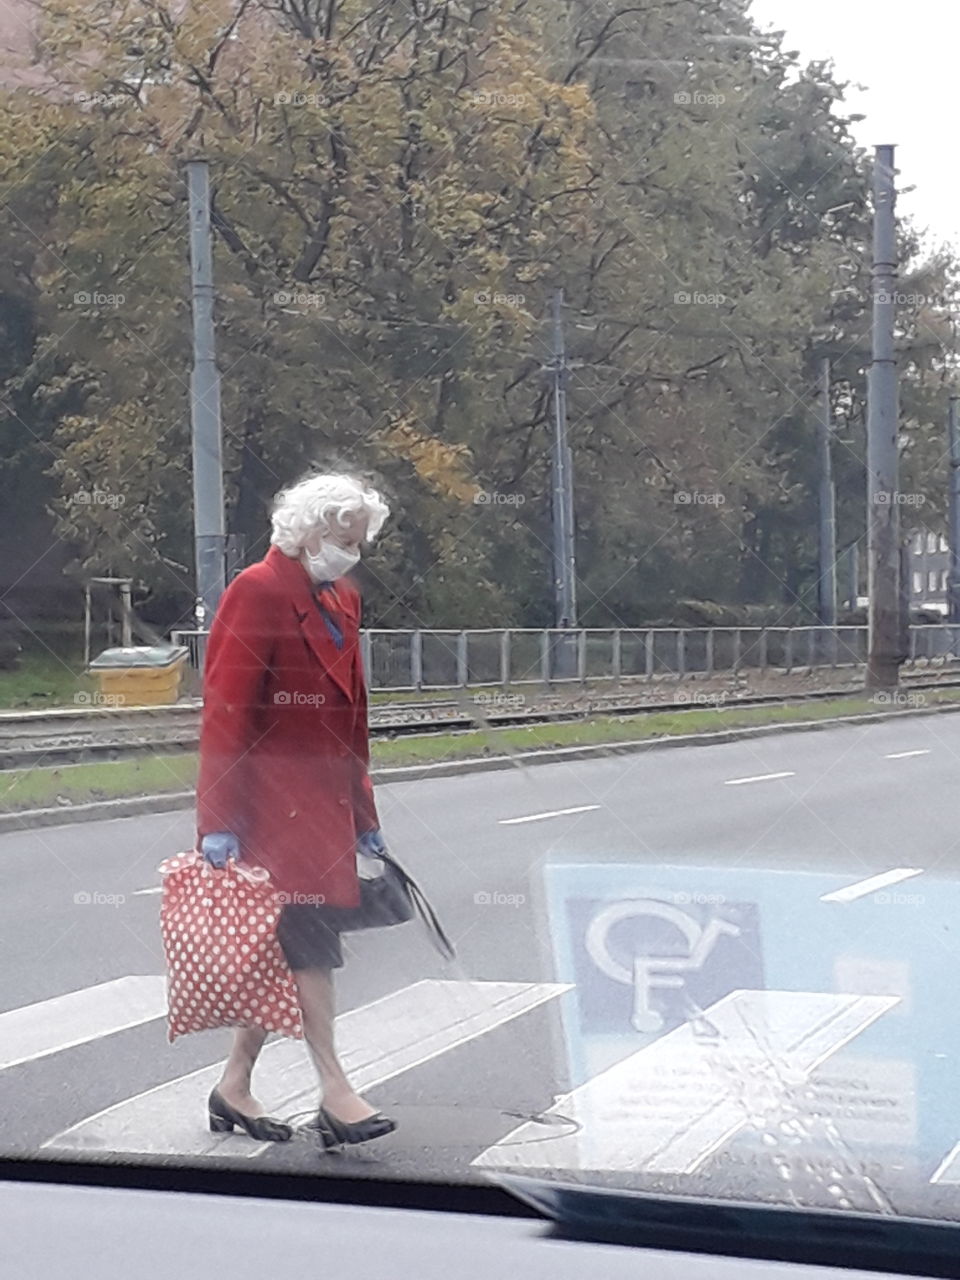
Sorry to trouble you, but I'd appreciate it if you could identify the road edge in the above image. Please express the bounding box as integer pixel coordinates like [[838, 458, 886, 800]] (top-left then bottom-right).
[[2, 698, 959, 835]]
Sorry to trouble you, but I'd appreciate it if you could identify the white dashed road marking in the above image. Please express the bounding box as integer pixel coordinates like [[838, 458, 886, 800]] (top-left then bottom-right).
[[821, 867, 924, 904], [723, 771, 795, 786], [499, 805, 600, 824]]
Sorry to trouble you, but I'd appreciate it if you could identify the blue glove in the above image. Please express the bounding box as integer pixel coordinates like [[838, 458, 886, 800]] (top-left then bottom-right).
[[357, 829, 386, 858], [200, 832, 240, 868]]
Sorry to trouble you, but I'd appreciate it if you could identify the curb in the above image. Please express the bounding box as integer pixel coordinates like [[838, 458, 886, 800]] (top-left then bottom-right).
[[0, 790, 198, 835], [2, 698, 960, 835]]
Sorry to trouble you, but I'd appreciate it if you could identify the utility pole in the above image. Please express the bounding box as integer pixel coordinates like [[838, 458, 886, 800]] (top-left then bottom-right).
[[550, 289, 577, 628], [186, 159, 226, 626], [948, 393, 960, 624], [846, 542, 860, 611], [898, 538, 911, 661], [865, 144, 902, 689], [816, 357, 837, 625]]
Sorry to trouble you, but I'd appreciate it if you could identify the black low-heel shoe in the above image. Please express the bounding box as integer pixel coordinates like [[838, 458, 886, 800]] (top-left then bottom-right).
[[207, 1089, 293, 1142], [312, 1105, 397, 1149]]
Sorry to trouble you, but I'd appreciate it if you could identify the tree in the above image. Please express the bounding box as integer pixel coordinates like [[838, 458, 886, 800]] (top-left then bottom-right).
[[0, 0, 954, 633]]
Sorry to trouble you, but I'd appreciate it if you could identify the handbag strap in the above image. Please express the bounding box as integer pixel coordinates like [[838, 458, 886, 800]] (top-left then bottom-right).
[[380, 850, 456, 961]]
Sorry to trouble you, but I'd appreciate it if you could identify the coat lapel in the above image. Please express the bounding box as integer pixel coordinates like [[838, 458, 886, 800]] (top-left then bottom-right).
[[266, 546, 357, 701]]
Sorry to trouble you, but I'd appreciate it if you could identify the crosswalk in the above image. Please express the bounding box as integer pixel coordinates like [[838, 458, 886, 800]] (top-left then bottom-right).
[[42, 979, 571, 1158], [1, 977, 167, 1071], [472, 990, 899, 1174], [4, 972, 939, 1190], [931, 1142, 960, 1184]]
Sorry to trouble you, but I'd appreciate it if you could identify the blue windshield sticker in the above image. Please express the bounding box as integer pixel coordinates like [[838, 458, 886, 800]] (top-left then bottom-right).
[[514, 860, 958, 1184]]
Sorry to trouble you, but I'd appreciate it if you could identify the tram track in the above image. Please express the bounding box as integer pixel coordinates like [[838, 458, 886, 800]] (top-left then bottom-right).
[[2, 669, 959, 771]]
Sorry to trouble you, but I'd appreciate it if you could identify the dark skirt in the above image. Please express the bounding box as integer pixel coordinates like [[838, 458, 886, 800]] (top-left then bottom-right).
[[276, 904, 344, 971]]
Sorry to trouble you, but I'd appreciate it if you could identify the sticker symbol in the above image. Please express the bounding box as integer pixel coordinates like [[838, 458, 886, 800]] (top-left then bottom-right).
[[585, 899, 741, 1032]]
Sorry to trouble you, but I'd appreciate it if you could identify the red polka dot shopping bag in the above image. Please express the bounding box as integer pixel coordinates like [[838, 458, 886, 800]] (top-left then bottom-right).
[[159, 851, 303, 1042]]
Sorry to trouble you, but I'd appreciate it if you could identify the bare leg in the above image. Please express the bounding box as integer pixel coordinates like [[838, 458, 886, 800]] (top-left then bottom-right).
[[217, 1026, 269, 1115], [293, 967, 377, 1123]]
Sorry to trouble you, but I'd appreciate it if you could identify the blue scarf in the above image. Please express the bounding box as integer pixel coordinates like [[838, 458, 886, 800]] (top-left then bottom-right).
[[313, 581, 344, 650]]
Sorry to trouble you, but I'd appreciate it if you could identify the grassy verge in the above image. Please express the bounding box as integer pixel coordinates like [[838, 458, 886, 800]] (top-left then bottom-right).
[[0, 755, 198, 813], [0, 653, 94, 710], [3, 687, 960, 815], [370, 689, 960, 765]]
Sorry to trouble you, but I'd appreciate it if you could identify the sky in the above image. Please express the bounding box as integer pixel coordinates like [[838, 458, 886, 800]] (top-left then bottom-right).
[[748, 0, 959, 252]]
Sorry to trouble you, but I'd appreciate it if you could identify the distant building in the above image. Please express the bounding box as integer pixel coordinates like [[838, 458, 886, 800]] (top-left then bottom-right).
[[907, 529, 950, 615]]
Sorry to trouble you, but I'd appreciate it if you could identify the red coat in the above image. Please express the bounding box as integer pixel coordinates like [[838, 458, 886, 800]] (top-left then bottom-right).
[[196, 545, 378, 906]]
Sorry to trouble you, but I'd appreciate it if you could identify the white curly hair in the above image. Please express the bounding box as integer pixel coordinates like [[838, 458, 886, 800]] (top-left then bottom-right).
[[270, 472, 390, 556]]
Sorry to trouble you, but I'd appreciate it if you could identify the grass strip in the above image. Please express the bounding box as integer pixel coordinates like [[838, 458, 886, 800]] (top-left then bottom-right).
[[0, 754, 199, 814], [0, 654, 96, 710], [3, 688, 960, 814]]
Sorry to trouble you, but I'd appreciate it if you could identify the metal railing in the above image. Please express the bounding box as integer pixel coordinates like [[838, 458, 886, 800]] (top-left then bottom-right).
[[170, 624, 960, 691]]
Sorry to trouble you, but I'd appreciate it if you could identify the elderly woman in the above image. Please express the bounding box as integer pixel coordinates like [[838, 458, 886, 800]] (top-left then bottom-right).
[[196, 471, 395, 1150]]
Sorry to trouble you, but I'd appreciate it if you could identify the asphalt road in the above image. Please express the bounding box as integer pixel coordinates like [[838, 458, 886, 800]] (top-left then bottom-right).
[[4, 711, 960, 1219]]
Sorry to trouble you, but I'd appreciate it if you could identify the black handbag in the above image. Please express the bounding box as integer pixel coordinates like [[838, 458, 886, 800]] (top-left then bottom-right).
[[336, 848, 456, 961]]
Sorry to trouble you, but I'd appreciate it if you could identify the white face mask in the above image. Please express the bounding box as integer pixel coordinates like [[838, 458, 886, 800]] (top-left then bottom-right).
[[302, 540, 361, 583]]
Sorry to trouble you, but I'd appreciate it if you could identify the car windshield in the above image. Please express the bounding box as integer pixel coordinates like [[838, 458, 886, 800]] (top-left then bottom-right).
[[2, 0, 960, 1247]]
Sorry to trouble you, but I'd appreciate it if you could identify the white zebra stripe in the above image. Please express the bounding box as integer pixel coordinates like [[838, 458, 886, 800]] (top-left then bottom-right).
[[43, 979, 571, 1159], [0, 977, 167, 1072], [472, 989, 898, 1175]]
